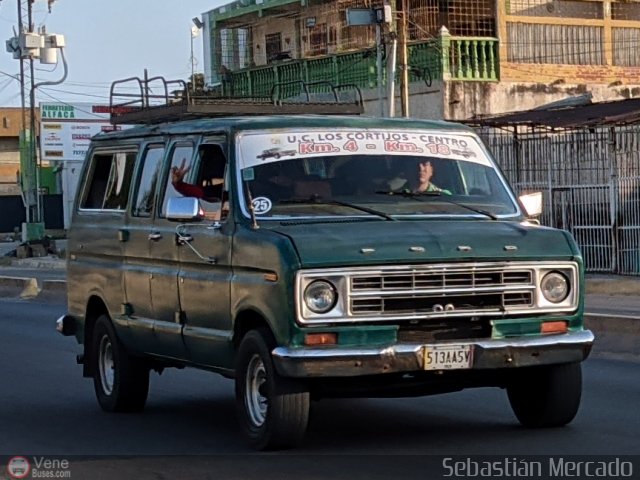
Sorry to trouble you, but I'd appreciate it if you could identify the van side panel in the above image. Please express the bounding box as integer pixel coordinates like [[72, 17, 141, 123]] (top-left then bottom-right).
[[67, 212, 128, 330]]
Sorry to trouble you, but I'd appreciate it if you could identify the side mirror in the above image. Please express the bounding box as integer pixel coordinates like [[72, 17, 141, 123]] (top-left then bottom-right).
[[519, 192, 542, 218], [166, 197, 203, 222]]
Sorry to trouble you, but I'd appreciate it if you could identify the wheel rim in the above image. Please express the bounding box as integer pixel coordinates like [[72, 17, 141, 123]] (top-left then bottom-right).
[[245, 353, 268, 427], [98, 334, 115, 395]]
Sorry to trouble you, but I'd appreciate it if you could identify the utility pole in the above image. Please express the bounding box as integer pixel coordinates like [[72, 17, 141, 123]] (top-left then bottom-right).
[[375, 23, 384, 117], [388, 32, 398, 117], [6, 0, 65, 242], [18, 0, 39, 231], [398, 0, 410, 117], [28, 0, 40, 226], [17, 1, 26, 154]]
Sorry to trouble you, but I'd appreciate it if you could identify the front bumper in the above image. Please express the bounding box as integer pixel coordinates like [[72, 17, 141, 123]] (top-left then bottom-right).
[[56, 314, 77, 336], [272, 330, 594, 378]]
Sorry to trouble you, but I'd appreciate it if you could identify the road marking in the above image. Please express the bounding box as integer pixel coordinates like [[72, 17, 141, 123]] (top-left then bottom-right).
[[585, 312, 640, 320]]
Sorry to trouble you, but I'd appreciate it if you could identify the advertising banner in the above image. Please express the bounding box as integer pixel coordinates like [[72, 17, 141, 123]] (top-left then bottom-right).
[[238, 129, 489, 169], [40, 102, 125, 162]]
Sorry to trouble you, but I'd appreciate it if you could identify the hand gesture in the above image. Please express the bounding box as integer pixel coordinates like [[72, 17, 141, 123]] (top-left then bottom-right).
[[171, 158, 191, 185]]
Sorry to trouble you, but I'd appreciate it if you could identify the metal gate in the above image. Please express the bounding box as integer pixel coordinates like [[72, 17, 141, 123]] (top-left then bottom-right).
[[481, 126, 640, 275], [550, 185, 615, 272]]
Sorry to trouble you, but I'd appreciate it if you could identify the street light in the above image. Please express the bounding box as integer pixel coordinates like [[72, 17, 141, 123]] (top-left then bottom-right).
[[190, 17, 203, 94]]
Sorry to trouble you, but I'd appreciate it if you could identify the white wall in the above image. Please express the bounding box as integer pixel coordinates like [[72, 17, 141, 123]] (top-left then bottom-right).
[[61, 160, 83, 229]]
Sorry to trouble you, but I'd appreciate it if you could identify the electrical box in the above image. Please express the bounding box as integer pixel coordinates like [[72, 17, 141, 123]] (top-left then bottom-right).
[[374, 4, 393, 24], [5, 37, 20, 59], [20, 32, 43, 50], [19, 32, 43, 58], [47, 34, 65, 48]]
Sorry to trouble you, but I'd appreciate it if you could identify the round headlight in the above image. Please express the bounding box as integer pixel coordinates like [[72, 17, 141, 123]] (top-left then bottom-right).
[[541, 272, 569, 303], [304, 280, 337, 313]]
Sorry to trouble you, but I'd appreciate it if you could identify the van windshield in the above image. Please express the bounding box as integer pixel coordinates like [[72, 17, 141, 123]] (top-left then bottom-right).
[[237, 130, 519, 219]]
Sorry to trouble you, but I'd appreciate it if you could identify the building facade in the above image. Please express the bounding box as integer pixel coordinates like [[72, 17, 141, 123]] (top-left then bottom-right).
[[0, 108, 27, 195], [200, 0, 640, 120]]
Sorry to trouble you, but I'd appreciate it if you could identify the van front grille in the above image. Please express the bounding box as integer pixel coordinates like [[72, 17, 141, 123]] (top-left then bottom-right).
[[349, 266, 535, 318]]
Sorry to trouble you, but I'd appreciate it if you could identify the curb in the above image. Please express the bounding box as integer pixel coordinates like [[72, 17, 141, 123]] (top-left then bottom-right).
[[0, 276, 66, 298], [584, 313, 640, 359], [586, 277, 640, 296], [42, 279, 67, 292], [9, 258, 66, 270]]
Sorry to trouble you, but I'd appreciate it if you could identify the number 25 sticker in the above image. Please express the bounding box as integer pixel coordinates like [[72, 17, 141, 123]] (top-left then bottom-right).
[[252, 196, 273, 214]]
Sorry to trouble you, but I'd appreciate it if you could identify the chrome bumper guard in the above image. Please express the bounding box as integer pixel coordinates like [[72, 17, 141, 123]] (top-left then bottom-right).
[[272, 330, 595, 378], [56, 314, 77, 336]]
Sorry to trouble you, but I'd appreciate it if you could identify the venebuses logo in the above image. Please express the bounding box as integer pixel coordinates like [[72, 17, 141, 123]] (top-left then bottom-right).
[[6, 456, 71, 478], [6, 456, 30, 479]]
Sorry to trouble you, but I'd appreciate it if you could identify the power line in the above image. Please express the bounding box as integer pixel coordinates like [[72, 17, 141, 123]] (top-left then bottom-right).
[[38, 86, 110, 100], [35, 88, 109, 118]]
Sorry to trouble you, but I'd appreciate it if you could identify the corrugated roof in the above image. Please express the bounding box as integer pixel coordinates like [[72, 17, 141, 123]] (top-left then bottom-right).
[[463, 97, 640, 129]]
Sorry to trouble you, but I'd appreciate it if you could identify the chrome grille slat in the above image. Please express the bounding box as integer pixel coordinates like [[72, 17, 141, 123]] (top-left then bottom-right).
[[350, 285, 536, 297], [352, 269, 533, 292]]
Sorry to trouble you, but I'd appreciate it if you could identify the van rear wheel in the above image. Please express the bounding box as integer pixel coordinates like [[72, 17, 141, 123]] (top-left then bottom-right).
[[507, 362, 582, 428], [91, 315, 150, 412], [235, 328, 310, 450]]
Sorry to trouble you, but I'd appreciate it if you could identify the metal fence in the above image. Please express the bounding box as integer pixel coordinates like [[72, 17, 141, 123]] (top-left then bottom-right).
[[480, 126, 640, 275]]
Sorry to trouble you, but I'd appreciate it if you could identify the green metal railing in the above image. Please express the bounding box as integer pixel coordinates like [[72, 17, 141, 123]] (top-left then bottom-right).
[[449, 37, 499, 81], [223, 36, 499, 98]]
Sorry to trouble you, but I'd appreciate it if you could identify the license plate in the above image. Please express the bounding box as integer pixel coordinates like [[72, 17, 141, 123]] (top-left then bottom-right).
[[423, 345, 474, 370]]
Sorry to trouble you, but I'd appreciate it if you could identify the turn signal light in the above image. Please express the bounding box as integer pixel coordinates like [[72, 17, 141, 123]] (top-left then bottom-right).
[[304, 333, 337, 346], [541, 321, 568, 334], [263, 272, 278, 282]]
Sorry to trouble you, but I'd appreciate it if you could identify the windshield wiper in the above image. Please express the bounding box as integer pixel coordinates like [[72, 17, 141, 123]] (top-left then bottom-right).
[[376, 190, 498, 220], [280, 196, 396, 221]]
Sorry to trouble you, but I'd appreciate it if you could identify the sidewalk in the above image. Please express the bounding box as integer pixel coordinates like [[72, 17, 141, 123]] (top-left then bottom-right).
[[0, 240, 66, 297]]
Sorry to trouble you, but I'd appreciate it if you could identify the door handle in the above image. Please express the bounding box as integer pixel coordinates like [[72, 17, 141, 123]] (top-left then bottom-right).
[[176, 234, 193, 244], [148, 232, 162, 241]]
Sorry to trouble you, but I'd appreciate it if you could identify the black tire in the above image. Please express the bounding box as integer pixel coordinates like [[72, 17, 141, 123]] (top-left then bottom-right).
[[507, 362, 582, 428], [91, 315, 150, 413], [235, 328, 310, 450]]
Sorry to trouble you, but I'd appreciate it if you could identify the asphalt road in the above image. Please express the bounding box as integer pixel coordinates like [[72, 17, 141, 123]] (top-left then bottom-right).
[[1, 297, 639, 478]]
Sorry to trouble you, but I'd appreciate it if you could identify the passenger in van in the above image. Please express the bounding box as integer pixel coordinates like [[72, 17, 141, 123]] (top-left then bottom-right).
[[171, 157, 229, 221], [171, 158, 223, 202]]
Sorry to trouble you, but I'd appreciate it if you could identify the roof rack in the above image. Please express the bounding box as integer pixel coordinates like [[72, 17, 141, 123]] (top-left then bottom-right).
[[109, 75, 364, 125]]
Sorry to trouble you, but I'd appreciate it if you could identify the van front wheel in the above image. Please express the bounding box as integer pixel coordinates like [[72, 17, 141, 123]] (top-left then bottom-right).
[[507, 362, 582, 428], [91, 315, 150, 412], [235, 329, 310, 450]]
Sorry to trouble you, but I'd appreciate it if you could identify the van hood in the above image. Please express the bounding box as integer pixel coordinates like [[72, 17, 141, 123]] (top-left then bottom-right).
[[265, 219, 577, 268]]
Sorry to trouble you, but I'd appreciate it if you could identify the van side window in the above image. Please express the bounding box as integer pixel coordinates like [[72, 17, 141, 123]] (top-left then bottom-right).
[[81, 151, 137, 210], [133, 145, 165, 217], [161, 143, 194, 216], [195, 144, 229, 221]]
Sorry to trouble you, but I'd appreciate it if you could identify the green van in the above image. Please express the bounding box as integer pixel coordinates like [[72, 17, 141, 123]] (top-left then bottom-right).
[[57, 78, 594, 450]]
